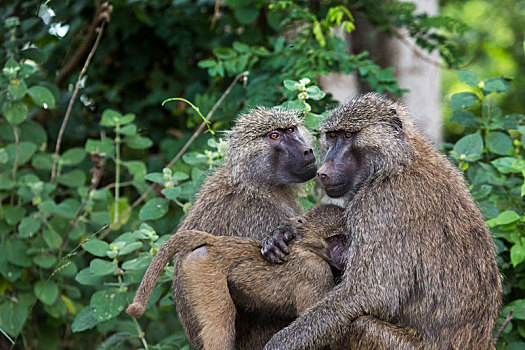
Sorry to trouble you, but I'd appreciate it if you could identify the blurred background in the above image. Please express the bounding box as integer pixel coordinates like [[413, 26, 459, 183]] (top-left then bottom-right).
[[1, 0, 524, 349]]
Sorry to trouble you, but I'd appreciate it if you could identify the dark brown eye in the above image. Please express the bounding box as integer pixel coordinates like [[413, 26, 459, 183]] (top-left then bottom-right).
[[269, 132, 279, 139], [344, 131, 352, 138], [285, 127, 295, 134], [328, 132, 336, 138]]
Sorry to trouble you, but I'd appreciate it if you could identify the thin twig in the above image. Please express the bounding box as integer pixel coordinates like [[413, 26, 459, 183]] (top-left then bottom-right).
[[390, 27, 482, 70], [11, 125, 20, 181], [494, 309, 513, 344], [97, 71, 249, 240], [55, 1, 108, 86], [58, 152, 106, 259], [51, 12, 110, 183], [390, 28, 446, 69]]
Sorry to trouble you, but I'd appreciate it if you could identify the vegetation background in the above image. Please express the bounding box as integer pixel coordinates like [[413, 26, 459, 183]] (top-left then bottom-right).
[[0, 0, 524, 349]]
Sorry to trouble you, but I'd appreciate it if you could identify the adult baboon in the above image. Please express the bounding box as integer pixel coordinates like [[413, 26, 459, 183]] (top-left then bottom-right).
[[127, 205, 346, 350], [264, 93, 502, 350], [152, 107, 317, 349]]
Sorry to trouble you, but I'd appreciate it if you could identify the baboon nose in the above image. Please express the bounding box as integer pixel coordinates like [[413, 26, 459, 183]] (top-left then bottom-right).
[[303, 148, 315, 162], [317, 172, 328, 179]]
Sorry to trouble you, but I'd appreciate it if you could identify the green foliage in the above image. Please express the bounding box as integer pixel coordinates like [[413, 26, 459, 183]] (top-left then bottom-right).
[[0, 0, 496, 348], [446, 71, 525, 347]]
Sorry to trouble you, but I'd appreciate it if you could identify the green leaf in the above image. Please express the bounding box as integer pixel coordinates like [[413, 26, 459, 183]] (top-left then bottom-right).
[[234, 6, 260, 24], [450, 92, 478, 109], [508, 299, 525, 320], [75, 268, 103, 286], [8, 81, 27, 99], [213, 47, 237, 59], [85, 138, 114, 155], [89, 259, 117, 276], [119, 113, 135, 125], [139, 198, 169, 221], [450, 133, 483, 162], [2, 100, 28, 125], [487, 210, 520, 227], [510, 242, 525, 267], [491, 157, 521, 174], [456, 70, 480, 87], [162, 187, 182, 200], [283, 80, 298, 91], [34, 280, 59, 306], [145, 172, 164, 184], [4, 206, 26, 225], [0, 148, 7, 164], [32, 153, 53, 170], [485, 131, 513, 156], [118, 242, 143, 255], [0, 301, 28, 337], [124, 161, 146, 182], [197, 59, 217, 69], [483, 77, 510, 95], [82, 240, 110, 257], [57, 169, 86, 187], [312, 21, 326, 47], [173, 172, 189, 182], [449, 110, 479, 128], [122, 255, 152, 271], [27, 86, 55, 109], [33, 255, 56, 269], [118, 124, 137, 136], [72, 307, 97, 333], [5, 141, 37, 165], [90, 290, 127, 322], [19, 215, 41, 238], [100, 109, 121, 127], [43, 229, 62, 249], [124, 135, 153, 149], [305, 86, 326, 100], [232, 41, 250, 53], [61, 148, 86, 166], [6, 241, 31, 267], [110, 197, 131, 229]]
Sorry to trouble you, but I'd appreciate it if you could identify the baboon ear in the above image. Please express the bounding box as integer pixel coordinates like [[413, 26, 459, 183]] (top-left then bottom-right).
[[392, 116, 403, 133]]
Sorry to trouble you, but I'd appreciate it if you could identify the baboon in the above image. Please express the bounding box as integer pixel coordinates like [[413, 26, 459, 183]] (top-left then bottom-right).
[[127, 205, 346, 350], [263, 93, 502, 350], [149, 107, 317, 349]]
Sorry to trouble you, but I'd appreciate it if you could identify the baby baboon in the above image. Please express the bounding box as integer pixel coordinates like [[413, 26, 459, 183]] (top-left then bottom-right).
[[127, 205, 346, 350], [264, 93, 502, 350], [152, 107, 317, 349]]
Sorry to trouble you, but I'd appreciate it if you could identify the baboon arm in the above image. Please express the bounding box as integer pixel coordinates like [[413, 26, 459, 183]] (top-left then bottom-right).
[[263, 284, 358, 350], [264, 243, 409, 350]]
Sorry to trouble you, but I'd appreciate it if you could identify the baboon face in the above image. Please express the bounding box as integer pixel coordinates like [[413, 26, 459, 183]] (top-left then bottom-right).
[[317, 130, 369, 198], [317, 94, 408, 198], [265, 126, 317, 184]]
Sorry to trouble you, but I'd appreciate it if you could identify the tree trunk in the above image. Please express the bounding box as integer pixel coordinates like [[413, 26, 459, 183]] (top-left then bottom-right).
[[319, 0, 442, 145]]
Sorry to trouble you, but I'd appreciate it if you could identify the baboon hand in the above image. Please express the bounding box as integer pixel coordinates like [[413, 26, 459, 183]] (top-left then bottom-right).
[[261, 224, 295, 264]]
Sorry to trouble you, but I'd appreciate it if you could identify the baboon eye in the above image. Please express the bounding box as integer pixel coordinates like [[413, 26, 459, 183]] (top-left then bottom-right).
[[344, 131, 352, 139], [269, 131, 280, 139], [328, 132, 337, 138], [285, 127, 295, 134]]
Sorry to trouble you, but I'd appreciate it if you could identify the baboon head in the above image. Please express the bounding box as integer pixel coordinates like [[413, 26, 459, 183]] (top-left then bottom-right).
[[317, 93, 415, 198], [294, 204, 347, 270], [227, 107, 317, 186]]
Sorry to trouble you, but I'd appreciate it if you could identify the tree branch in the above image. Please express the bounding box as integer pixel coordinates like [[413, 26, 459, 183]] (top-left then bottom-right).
[[50, 3, 112, 183], [97, 71, 249, 240]]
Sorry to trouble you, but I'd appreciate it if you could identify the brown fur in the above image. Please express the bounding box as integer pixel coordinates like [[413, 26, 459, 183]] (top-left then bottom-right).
[[163, 107, 315, 349], [127, 205, 345, 349], [264, 93, 502, 350]]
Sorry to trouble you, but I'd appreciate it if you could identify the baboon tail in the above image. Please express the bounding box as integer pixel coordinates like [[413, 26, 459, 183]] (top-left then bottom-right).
[[126, 229, 216, 317]]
